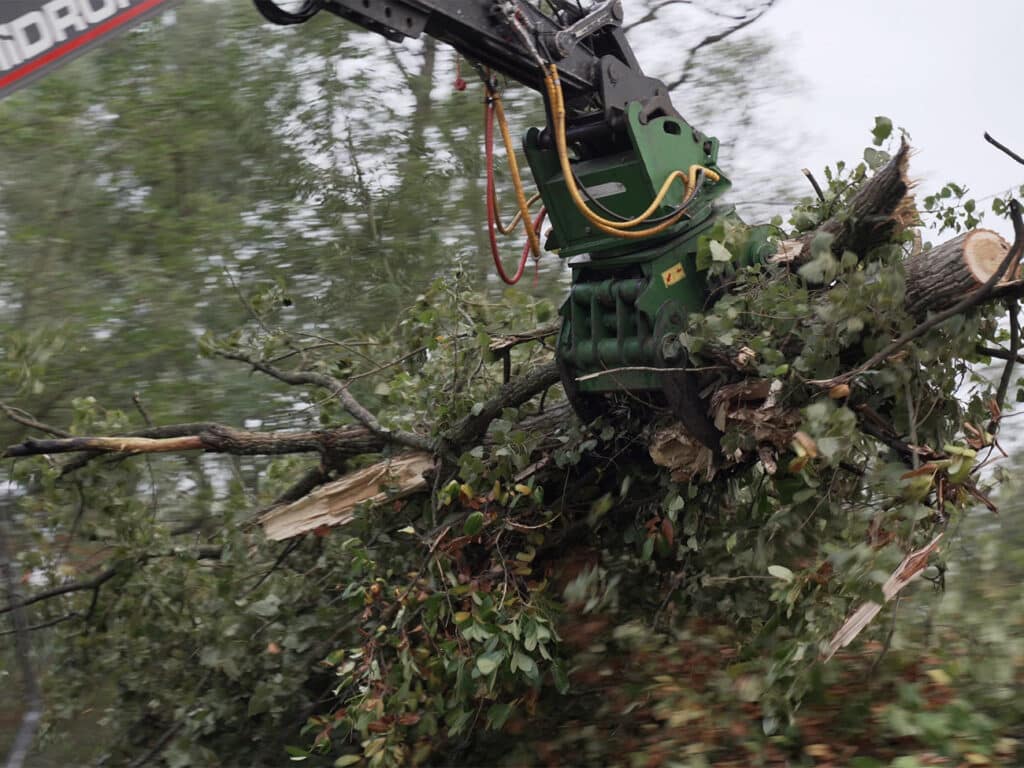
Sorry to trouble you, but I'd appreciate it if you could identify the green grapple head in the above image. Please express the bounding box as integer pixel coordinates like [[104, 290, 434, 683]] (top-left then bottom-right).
[[524, 103, 773, 446]]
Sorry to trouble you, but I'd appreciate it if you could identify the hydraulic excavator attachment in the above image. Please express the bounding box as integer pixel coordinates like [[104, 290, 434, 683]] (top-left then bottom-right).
[[252, 0, 774, 447]]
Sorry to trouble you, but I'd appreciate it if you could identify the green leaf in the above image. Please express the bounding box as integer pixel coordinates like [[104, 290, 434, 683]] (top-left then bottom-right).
[[463, 511, 485, 537], [863, 146, 889, 170], [552, 660, 570, 694], [871, 115, 893, 146], [487, 702, 512, 730], [797, 232, 838, 283], [709, 240, 732, 262], [588, 493, 614, 523], [768, 565, 794, 583], [247, 684, 274, 717], [475, 650, 505, 676], [816, 437, 842, 460], [334, 755, 362, 767], [848, 758, 885, 768], [512, 651, 537, 680], [641, 536, 654, 561]]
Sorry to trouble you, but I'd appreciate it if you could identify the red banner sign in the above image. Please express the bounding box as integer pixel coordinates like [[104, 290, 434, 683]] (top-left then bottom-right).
[[0, 0, 180, 98]]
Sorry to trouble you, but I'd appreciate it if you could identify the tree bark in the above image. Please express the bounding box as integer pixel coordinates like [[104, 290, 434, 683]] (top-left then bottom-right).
[[2, 424, 386, 460], [904, 229, 1013, 317]]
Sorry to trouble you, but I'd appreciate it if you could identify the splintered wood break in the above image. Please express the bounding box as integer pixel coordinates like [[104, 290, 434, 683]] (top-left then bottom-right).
[[260, 452, 434, 541]]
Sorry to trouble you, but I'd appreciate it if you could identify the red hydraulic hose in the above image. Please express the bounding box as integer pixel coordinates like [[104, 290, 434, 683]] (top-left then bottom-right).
[[485, 96, 539, 285]]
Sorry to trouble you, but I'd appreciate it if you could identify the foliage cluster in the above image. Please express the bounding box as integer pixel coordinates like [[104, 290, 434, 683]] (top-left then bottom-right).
[[2, 4, 1024, 768], [5, 122, 1024, 768]]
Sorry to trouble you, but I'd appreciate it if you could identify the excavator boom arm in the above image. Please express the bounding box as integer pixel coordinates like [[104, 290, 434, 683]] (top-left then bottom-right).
[[253, 0, 673, 121]]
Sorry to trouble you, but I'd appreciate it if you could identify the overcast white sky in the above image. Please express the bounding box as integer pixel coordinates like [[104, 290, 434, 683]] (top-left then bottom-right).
[[757, 0, 1023, 237]]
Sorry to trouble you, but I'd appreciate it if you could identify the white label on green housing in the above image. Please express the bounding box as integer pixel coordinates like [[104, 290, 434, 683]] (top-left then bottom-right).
[[583, 182, 626, 200]]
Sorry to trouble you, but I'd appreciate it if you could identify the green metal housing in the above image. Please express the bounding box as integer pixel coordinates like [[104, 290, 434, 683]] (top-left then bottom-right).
[[523, 102, 730, 257], [524, 104, 772, 403]]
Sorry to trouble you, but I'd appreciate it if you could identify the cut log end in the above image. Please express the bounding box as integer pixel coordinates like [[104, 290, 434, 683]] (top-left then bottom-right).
[[963, 229, 1013, 284], [904, 228, 1014, 318]]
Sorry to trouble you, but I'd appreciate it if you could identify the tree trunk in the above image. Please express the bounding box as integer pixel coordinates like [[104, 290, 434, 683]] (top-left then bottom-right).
[[904, 229, 1013, 317]]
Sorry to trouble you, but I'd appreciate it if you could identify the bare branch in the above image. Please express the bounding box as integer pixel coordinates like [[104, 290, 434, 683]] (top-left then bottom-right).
[[665, 1, 777, 91], [5, 435, 204, 459], [4, 328, 567, 463], [854, 404, 936, 467], [245, 538, 304, 595], [443, 361, 560, 449], [131, 392, 154, 427], [990, 277, 1024, 302], [0, 612, 80, 637], [623, 0, 693, 33], [488, 322, 560, 356], [624, 0, 756, 34], [995, 300, 1021, 411], [0, 547, 222, 617], [127, 721, 184, 768], [348, 345, 428, 383], [273, 466, 331, 505], [0, 566, 120, 615], [802, 167, 825, 202], [576, 363, 724, 383], [0, 402, 70, 438], [985, 131, 1024, 167], [219, 351, 434, 453], [977, 345, 1024, 365], [3, 422, 391, 461], [385, 42, 413, 86], [826, 533, 943, 660], [125, 673, 214, 768]]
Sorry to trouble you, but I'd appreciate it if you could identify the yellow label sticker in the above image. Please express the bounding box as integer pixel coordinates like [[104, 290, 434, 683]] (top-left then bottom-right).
[[662, 262, 685, 287]]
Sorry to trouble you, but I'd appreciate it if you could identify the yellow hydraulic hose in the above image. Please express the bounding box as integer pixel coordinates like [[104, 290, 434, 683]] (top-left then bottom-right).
[[544, 64, 720, 239], [489, 188, 541, 236]]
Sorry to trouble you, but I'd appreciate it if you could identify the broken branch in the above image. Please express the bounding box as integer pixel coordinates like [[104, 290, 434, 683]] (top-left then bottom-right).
[[0, 402, 70, 438], [772, 140, 916, 270], [825, 532, 943, 660], [260, 452, 435, 541]]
